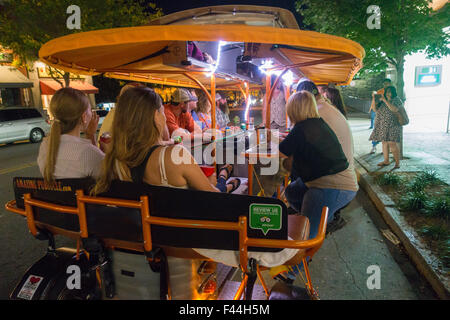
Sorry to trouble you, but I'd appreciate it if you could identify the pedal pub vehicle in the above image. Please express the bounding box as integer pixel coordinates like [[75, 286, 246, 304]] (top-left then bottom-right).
[[4, 6, 364, 300]]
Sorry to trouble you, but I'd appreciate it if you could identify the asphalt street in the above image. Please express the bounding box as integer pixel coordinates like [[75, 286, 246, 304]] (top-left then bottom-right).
[[0, 140, 436, 299]]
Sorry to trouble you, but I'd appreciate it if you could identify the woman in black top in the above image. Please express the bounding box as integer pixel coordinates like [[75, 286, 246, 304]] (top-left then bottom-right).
[[279, 91, 357, 239]]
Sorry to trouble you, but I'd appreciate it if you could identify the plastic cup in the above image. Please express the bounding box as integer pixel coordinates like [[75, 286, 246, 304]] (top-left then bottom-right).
[[100, 132, 111, 144]]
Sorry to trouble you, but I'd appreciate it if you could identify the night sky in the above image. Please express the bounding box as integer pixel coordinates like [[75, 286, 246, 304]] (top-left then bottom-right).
[[152, 0, 307, 29]]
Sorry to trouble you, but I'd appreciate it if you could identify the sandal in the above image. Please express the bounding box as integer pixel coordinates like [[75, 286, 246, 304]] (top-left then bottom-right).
[[226, 178, 241, 193], [218, 164, 233, 180], [377, 161, 390, 167]]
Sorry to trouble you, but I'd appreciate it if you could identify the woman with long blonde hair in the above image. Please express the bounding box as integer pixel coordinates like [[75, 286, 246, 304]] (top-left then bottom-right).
[[191, 89, 213, 130], [37, 87, 103, 182], [92, 86, 238, 195], [279, 90, 356, 239]]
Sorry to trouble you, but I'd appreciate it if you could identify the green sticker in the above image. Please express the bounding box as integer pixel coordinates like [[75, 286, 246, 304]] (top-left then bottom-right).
[[249, 204, 282, 235]]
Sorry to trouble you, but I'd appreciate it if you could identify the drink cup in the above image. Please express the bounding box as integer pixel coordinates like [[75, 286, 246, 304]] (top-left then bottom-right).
[[100, 132, 112, 144]]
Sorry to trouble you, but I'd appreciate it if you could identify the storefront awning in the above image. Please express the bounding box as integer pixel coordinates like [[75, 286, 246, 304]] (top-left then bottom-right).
[[39, 79, 99, 95], [0, 66, 34, 88]]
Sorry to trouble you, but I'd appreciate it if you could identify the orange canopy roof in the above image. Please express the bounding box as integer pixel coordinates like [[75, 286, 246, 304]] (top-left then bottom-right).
[[39, 24, 365, 89]]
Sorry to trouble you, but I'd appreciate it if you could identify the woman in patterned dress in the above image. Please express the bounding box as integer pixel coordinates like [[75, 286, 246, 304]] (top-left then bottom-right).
[[369, 86, 403, 169], [263, 75, 287, 130]]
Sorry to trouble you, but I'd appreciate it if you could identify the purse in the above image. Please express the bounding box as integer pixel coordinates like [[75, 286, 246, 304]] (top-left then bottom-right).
[[394, 105, 409, 126], [390, 98, 409, 126]]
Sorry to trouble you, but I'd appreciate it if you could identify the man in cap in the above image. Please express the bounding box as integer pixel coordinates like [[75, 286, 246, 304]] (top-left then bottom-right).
[[164, 88, 202, 139]]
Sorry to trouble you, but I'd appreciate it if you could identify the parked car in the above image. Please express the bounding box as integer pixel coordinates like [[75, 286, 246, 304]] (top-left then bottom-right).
[[95, 109, 109, 130], [0, 107, 50, 144]]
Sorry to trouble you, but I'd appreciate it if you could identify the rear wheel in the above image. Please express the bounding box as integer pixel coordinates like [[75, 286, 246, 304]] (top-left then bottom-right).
[[30, 128, 44, 143]]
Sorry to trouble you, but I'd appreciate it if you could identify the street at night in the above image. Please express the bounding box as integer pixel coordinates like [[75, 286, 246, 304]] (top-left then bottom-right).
[[0, 0, 448, 311]]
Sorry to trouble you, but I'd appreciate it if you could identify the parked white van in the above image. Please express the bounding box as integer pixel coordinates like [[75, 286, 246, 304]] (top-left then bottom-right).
[[0, 107, 50, 144]]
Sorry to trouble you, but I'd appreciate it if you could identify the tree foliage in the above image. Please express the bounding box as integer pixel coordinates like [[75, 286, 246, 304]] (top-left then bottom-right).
[[296, 0, 449, 97], [0, 0, 162, 85]]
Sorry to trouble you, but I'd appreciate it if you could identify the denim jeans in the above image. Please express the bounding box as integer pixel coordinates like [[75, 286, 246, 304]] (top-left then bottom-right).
[[370, 111, 379, 147], [285, 178, 357, 239], [216, 176, 227, 193], [369, 110, 376, 129]]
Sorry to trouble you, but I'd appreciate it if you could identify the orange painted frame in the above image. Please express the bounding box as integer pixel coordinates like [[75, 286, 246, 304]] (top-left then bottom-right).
[[5, 192, 329, 300]]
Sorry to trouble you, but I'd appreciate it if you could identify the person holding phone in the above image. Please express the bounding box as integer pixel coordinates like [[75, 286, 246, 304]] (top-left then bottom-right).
[[369, 85, 402, 169], [369, 79, 392, 153]]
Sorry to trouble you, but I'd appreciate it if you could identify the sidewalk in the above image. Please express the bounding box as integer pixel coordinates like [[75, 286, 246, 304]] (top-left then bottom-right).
[[347, 109, 450, 299], [348, 109, 450, 185]]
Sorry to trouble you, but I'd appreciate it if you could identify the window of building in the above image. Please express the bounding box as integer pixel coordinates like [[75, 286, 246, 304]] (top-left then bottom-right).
[[0, 88, 21, 106]]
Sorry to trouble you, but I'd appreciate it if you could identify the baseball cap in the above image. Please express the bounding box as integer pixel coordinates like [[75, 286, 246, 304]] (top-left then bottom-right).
[[187, 90, 198, 102], [171, 88, 191, 103], [215, 93, 222, 101]]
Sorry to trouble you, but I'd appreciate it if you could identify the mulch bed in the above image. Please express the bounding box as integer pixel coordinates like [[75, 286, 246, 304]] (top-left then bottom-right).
[[372, 172, 449, 274]]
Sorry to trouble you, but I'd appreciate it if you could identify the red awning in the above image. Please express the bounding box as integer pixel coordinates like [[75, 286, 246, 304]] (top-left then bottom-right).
[[39, 79, 99, 95]]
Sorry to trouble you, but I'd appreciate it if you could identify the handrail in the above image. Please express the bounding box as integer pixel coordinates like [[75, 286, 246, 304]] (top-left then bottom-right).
[[24, 197, 78, 215], [5, 192, 328, 281], [5, 194, 328, 254], [5, 200, 25, 216]]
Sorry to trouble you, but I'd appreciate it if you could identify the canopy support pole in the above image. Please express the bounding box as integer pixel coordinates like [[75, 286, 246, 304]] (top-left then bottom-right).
[[210, 74, 216, 130], [238, 81, 250, 123], [284, 84, 292, 128]]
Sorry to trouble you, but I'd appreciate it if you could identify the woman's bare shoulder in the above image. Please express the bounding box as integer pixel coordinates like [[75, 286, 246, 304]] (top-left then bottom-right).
[[165, 144, 196, 166]]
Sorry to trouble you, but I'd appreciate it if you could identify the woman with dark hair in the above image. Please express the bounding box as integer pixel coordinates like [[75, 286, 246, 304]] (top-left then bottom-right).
[[323, 87, 347, 118], [369, 85, 403, 169]]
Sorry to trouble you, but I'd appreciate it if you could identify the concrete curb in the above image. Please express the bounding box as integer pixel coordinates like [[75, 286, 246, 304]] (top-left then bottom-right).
[[355, 159, 450, 300]]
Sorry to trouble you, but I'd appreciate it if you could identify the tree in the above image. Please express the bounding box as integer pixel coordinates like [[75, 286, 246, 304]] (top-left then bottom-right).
[[0, 0, 162, 87], [296, 0, 449, 99]]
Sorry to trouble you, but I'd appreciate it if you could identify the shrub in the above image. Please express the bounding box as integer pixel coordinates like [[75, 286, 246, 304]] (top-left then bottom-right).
[[406, 178, 429, 192], [438, 239, 450, 269], [424, 196, 450, 218], [376, 172, 402, 187], [444, 187, 450, 198], [420, 226, 450, 268], [405, 170, 441, 193], [419, 225, 448, 241], [398, 191, 429, 211], [417, 169, 440, 185]]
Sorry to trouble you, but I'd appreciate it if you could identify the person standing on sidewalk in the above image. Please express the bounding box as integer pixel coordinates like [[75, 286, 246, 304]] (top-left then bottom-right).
[[369, 85, 402, 169], [369, 78, 392, 153]]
